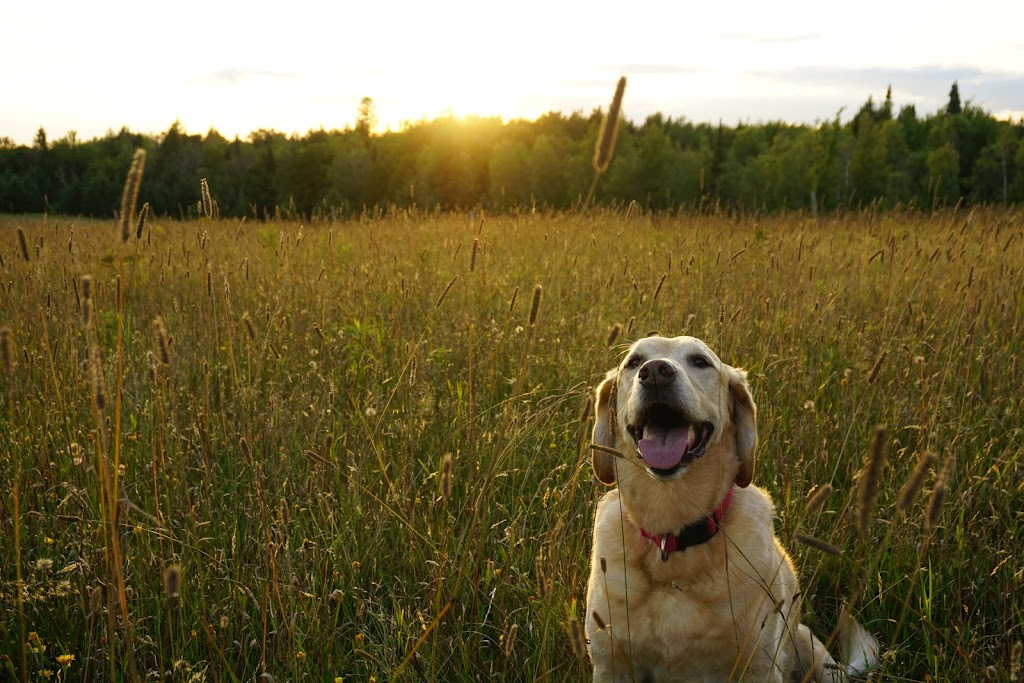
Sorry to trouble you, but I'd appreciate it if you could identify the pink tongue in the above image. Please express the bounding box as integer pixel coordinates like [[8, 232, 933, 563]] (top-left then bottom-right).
[[638, 426, 691, 470]]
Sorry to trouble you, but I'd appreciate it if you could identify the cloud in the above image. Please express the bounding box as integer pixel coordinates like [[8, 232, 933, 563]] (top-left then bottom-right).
[[753, 65, 1024, 113], [718, 32, 820, 44]]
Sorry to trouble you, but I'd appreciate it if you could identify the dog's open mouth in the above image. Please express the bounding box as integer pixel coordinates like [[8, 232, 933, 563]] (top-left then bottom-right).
[[627, 404, 714, 476]]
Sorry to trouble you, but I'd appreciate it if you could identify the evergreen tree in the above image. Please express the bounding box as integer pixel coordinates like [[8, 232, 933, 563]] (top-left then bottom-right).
[[946, 82, 962, 115], [356, 97, 376, 138], [879, 85, 894, 121]]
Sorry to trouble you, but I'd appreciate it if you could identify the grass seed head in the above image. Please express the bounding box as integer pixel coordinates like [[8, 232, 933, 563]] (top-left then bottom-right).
[[593, 76, 626, 174], [508, 286, 519, 314], [580, 394, 594, 425], [469, 237, 479, 273], [896, 451, 937, 513], [653, 273, 667, 301], [856, 424, 887, 534], [153, 317, 171, 365], [867, 349, 887, 384], [242, 312, 257, 341], [80, 275, 94, 325], [440, 452, 453, 500], [529, 284, 542, 326], [435, 275, 458, 309], [136, 202, 150, 240], [0, 326, 13, 376], [17, 226, 30, 261], [239, 437, 252, 464], [568, 618, 587, 660], [606, 322, 622, 348], [502, 622, 519, 657], [805, 483, 833, 515], [88, 586, 103, 617], [200, 178, 212, 218], [119, 148, 146, 242], [89, 346, 107, 412], [795, 533, 842, 557], [164, 563, 181, 597], [146, 351, 158, 383]]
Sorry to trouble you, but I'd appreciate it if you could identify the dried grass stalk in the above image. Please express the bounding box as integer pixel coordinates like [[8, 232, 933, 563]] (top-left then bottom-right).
[[856, 425, 887, 534], [795, 533, 842, 557]]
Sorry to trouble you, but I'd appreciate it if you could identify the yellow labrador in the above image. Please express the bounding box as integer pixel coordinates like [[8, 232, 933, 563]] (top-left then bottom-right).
[[586, 336, 878, 682]]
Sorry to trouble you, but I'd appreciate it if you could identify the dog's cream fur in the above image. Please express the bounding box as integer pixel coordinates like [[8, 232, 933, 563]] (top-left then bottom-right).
[[586, 336, 877, 682]]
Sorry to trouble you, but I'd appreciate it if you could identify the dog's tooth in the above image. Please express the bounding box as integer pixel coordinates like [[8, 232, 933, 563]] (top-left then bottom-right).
[[688, 424, 695, 446]]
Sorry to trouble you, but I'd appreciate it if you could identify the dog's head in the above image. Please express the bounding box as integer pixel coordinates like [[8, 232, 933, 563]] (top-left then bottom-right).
[[591, 336, 757, 526]]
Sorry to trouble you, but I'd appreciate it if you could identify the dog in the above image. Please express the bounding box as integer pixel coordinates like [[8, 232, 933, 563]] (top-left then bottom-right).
[[585, 335, 878, 682]]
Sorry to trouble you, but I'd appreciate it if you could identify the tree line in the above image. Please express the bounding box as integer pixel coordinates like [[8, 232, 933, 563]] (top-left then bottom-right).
[[2, 84, 1022, 218]]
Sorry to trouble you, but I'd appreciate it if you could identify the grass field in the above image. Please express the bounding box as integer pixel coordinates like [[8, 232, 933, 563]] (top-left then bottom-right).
[[1, 205, 1022, 681]]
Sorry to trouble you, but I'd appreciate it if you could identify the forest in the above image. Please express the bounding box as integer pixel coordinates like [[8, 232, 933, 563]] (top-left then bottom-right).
[[1, 83, 1022, 218]]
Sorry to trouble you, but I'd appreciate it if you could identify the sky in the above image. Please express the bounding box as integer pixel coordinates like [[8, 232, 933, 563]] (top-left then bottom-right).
[[2, 0, 1023, 146]]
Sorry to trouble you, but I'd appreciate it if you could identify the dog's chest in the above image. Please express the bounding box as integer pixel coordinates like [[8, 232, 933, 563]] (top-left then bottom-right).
[[624, 564, 751, 675]]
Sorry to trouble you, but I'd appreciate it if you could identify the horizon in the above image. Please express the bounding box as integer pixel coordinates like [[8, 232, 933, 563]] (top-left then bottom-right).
[[3, 86, 1021, 148], [2, 0, 1023, 146]]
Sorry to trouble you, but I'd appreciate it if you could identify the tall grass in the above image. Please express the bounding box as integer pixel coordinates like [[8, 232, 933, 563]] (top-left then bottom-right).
[[0, 205, 1021, 681]]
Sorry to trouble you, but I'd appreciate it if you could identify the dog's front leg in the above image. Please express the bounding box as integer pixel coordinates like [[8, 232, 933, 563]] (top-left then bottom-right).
[[587, 617, 638, 683]]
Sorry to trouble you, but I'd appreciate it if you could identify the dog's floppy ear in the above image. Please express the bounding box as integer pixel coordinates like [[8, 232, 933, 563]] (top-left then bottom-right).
[[726, 365, 757, 488], [591, 370, 619, 485]]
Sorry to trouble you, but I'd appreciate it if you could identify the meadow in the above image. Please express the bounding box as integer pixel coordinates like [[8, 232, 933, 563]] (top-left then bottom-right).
[[0, 204, 1021, 681]]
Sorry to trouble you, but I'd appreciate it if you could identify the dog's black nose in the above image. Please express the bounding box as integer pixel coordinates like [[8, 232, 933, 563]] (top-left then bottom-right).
[[638, 359, 676, 386]]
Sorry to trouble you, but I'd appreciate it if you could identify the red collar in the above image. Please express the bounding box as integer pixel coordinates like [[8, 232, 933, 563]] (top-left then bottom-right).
[[639, 487, 734, 561]]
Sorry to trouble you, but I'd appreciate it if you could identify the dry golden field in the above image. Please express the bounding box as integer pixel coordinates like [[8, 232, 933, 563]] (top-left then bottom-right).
[[1, 206, 1022, 681]]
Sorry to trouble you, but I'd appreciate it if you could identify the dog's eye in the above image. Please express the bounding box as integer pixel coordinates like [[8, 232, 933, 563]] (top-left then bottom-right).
[[689, 355, 711, 368], [624, 355, 642, 369]]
